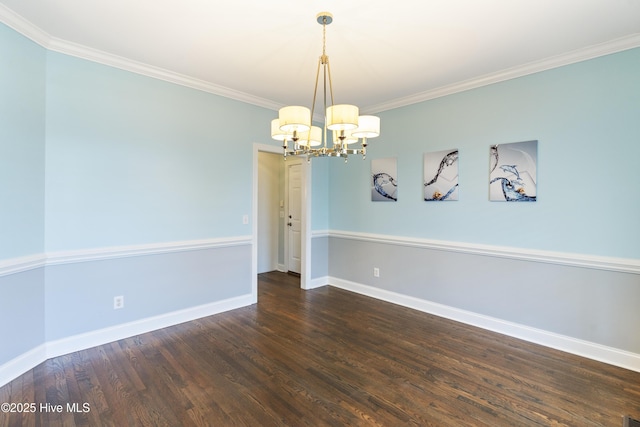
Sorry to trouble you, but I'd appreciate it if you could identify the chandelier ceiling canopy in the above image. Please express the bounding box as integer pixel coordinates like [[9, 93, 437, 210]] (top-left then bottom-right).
[[270, 12, 380, 162]]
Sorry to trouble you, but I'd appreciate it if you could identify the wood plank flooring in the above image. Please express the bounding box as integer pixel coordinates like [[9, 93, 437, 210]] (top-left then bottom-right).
[[1, 271, 639, 426]]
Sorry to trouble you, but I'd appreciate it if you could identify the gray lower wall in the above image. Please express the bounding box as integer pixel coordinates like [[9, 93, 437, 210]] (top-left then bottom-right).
[[0, 268, 45, 363], [329, 236, 640, 354], [0, 243, 252, 371], [45, 244, 252, 341], [311, 234, 329, 280]]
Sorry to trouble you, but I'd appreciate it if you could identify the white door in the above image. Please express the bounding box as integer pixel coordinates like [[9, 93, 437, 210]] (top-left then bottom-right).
[[287, 161, 302, 274]]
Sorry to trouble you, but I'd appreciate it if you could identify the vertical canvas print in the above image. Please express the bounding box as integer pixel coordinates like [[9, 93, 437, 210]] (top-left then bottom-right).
[[424, 149, 459, 201], [489, 140, 538, 202], [371, 157, 398, 201]]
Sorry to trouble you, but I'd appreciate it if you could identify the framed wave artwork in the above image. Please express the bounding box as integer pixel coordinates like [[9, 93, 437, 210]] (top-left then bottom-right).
[[424, 149, 459, 201], [489, 140, 538, 202], [371, 157, 398, 202]]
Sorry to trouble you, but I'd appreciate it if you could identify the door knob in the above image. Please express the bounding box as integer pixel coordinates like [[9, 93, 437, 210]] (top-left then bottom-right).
[[287, 222, 292, 226]]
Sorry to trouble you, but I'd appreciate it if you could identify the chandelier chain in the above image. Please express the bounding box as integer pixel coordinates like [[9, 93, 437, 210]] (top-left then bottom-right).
[[322, 16, 327, 58]]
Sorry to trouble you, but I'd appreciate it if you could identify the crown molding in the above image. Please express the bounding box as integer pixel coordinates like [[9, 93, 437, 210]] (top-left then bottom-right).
[[0, 4, 281, 111], [2, 5, 639, 115], [45, 37, 283, 111], [364, 33, 640, 113], [0, 3, 50, 46]]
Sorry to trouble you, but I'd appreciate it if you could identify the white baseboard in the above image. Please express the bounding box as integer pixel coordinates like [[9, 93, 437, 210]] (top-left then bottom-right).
[[0, 344, 47, 389], [45, 293, 254, 359], [0, 293, 254, 388], [327, 276, 640, 373], [307, 276, 330, 290]]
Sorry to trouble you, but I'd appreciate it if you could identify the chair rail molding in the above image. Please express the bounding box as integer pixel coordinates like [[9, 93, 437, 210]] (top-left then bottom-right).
[[0, 236, 252, 277], [328, 230, 640, 275]]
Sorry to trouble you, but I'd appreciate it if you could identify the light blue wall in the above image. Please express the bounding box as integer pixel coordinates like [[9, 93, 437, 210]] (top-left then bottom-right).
[[0, 23, 284, 370], [40, 50, 275, 338], [0, 23, 45, 259], [329, 48, 640, 259], [44, 52, 274, 252], [0, 24, 46, 366], [2, 17, 638, 376], [311, 157, 330, 231], [326, 47, 640, 358]]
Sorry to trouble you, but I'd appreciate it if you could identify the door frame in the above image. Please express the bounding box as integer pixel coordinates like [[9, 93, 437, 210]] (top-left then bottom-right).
[[252, 143, 311, 299]]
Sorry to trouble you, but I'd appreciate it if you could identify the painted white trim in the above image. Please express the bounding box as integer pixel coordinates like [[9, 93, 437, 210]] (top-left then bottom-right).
[[300, 159, 312, 290], [2, 4, 638, 115], [46, 236, 252, 266], [45, 293, 254, 360], [0, 237, 254, 387], [0, 3, 50, 46], [0, 237, 252, 277], [0, 344, 47, 389], [0, 253, 46, 277], [308, 276, 330, 290], [0, 4, 280, 112], [0, 293, 254, 388], [328, 277, 640, 373], [311, 230, 330, 238], [328, 230, 640, 275], [365, 33, 640, 113], [47, 39, 282, 112]]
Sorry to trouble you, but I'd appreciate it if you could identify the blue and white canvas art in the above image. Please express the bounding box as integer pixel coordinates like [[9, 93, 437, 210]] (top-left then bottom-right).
[[371, 157, 398, 202], [489, 140, 538, 202], [424, 149, 459, 201]]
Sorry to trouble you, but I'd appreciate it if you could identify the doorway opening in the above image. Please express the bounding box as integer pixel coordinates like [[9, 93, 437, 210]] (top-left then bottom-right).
[[252, 143, 311, 301]]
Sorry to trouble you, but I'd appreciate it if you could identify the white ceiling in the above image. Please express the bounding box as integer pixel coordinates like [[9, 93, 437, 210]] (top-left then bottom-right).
[[1, 0, 639, 114]]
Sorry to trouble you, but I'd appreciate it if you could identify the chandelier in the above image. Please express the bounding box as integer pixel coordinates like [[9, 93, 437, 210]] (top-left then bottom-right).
[[270, 12, 381, 162]]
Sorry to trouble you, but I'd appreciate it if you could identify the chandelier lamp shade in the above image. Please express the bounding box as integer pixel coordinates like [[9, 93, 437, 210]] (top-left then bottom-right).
[[270, 12, 380, 161]]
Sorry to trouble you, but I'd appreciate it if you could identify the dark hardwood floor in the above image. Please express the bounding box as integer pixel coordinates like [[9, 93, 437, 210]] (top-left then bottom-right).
[[1, 271, 639, 426]]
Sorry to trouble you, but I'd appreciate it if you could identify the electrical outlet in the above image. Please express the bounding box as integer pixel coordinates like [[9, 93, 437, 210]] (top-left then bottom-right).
[[113, 296, 124, 310], [242, 214, 249, 224], [373, 267, 380, 277]]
